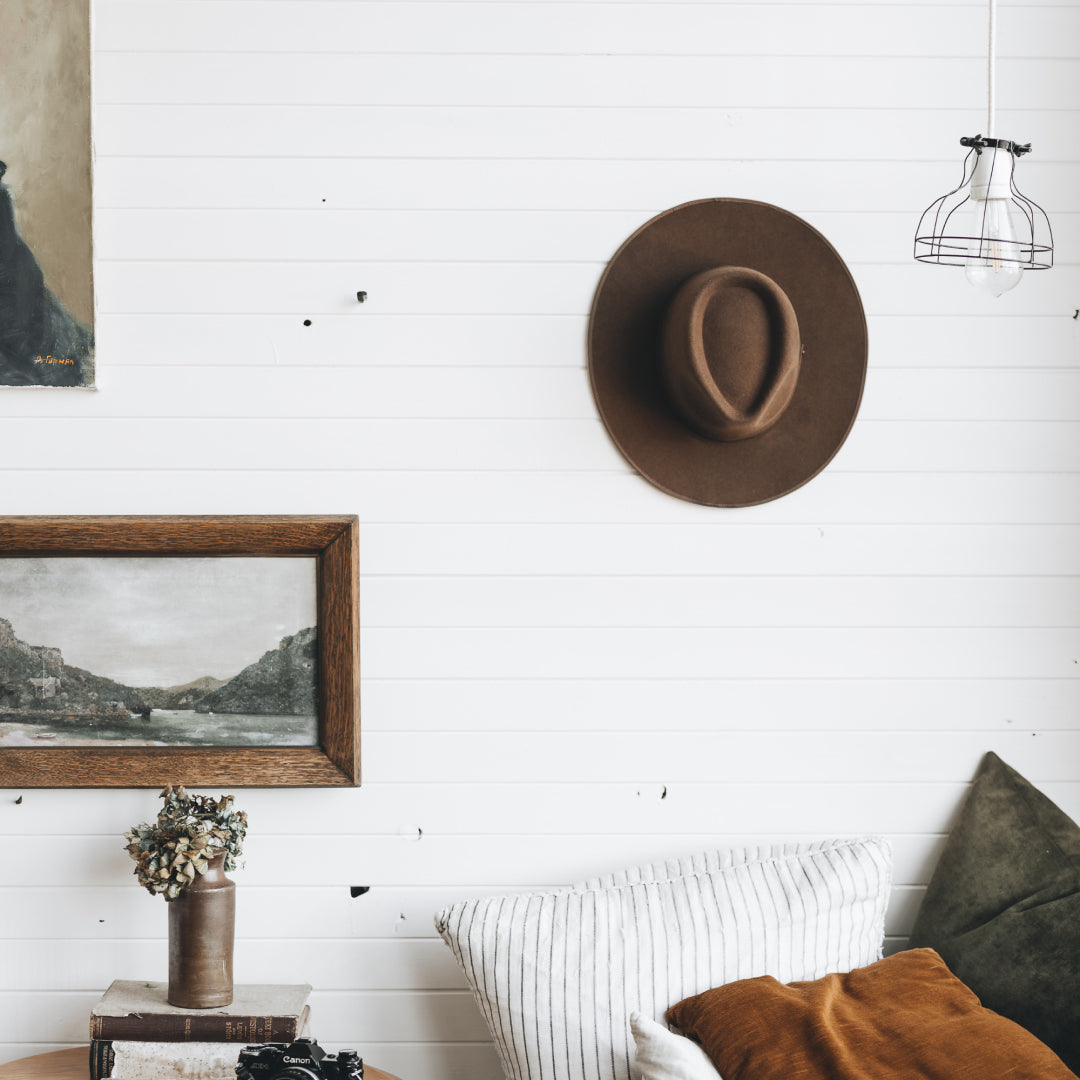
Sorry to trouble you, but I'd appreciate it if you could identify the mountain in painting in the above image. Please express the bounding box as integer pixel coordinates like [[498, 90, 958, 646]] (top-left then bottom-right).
[[0, 616, 315, 720], [0, 617, 143, 716], [195, 628, 317, 716]]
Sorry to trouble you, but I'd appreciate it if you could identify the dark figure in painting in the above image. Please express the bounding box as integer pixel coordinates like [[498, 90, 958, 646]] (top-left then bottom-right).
[[0, 160, 93, 387]]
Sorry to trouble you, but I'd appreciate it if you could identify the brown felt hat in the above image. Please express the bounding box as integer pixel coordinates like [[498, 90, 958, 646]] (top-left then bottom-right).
[[588, 199, 867, 507]]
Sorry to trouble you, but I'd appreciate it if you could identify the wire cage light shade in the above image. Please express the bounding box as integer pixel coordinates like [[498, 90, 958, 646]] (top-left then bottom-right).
[[913, 0, 1054, 295], [914, 135, 1054, 286]]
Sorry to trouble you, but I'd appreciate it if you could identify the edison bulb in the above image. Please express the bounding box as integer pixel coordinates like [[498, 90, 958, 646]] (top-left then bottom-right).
[[963, 144, 1025, 298], [964, 197, 1023, 297]]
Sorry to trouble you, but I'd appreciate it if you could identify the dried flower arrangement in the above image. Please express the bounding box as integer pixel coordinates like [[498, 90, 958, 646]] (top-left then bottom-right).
[[124, 784, 248, 900]]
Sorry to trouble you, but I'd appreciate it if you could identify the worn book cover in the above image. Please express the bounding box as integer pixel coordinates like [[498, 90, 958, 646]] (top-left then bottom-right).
[[89, 1014, 312, 1080], [90, 981, 312, 1042], [90, 1040, 247, 1080]]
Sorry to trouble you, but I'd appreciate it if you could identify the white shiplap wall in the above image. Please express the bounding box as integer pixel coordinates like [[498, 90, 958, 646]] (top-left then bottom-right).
[[2, 1, 1079, 1078]]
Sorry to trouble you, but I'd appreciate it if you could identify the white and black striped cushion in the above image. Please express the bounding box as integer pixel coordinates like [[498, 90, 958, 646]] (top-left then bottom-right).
[[435, 837, 891, 1080], [573, 838, 851, 891]]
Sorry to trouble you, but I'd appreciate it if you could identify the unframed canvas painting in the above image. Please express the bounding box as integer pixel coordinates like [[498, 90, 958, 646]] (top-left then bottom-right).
[[0, 558, 318, 747], [0, 0, 94, 387]]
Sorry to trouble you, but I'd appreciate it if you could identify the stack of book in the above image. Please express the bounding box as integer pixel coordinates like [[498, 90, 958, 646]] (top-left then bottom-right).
[[89, 981, 312, 1080]]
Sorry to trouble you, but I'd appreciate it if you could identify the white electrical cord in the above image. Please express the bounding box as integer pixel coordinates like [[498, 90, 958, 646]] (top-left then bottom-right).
[[987, 0, 996, 135]]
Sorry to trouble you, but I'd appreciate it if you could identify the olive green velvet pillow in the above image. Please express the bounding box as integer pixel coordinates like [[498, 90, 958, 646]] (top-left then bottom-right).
[[909, 751, 1080, 1073]]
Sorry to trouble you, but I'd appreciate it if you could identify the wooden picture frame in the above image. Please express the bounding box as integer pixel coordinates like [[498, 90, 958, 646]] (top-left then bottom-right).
[[0, 516, 359, 788]]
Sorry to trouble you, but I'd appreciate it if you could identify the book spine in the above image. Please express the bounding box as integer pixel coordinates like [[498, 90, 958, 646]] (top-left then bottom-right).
[[89, 1040, 116, 1080], [89, 1039, 246, 1080], [89, 1014, 303, 1042]]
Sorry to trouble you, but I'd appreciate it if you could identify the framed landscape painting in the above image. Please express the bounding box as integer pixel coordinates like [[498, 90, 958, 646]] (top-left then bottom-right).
[[0, 517, 360, 787], [0, 0, 95, 387]]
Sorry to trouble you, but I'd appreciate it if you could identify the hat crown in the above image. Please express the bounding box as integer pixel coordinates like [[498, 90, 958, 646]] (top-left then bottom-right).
[[587, 198, 867, 507], [662, 266, 801, 443]]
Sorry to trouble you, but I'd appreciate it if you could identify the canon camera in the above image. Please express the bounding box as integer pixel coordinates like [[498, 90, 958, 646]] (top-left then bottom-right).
[[236, 1039, 363, 1080]]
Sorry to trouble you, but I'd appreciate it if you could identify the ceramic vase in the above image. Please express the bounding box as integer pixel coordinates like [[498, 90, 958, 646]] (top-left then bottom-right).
[[167, 851, 235, 1008]]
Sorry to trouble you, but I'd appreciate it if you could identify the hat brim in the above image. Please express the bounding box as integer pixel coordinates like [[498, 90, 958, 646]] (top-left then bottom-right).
[[587, 199, 867, 507]]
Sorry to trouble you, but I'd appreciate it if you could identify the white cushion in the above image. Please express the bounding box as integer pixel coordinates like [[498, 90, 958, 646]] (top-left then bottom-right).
[[629, 1011, 721, 1080], [574, 839, 854, 890], [435, 837, 891, 1080]]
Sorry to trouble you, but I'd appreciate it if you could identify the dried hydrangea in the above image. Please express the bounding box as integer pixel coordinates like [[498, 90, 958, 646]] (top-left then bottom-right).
[[124, 784, 248, 901]]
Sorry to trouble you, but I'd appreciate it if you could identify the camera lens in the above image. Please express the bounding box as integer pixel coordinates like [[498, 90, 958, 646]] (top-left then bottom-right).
[[275, 1067, 322, 1080]]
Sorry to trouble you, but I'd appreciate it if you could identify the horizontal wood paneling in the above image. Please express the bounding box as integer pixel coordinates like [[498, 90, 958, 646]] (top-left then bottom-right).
[[0, 833, 947, 891], [355, 678, 1080, 731], [0, 472, 1077, 525], [0, 940, 463, 993], [355, 628, 1080, 679], [17, 780, 1080, 841], [3, 0, 1078, 1075], [93, 55, 1076, 111], [93, 2, 1080, 57], [7, 368, 1080, 422], [354, 730, 1080, 780], [93, 159, 1078, 214], [3, 418, 1080, 472], [0, 881, 935, 938], [87, 261, 1080, 317], [352, 524, 1080, 574], [19, 312, 1080, 369], [92, 106, 1080, 162], [357, 575, 1080, 627], [91, 209, 1080, 267]]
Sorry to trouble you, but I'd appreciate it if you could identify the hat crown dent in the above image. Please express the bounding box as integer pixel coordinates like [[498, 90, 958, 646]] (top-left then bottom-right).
[[662, 266, 801, 444]]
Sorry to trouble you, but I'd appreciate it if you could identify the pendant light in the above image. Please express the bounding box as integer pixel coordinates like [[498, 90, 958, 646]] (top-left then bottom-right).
[[913, 0, 1053, 297]]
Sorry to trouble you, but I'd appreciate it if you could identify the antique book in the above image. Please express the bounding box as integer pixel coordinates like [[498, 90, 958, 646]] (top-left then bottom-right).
[[90, 1040, 247, 1080], [89, 981, 312, 1042], [89, 1013, 311, 1080]]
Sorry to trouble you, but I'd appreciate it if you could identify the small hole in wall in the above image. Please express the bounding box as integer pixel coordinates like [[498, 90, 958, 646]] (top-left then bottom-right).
[[303, 320, 312, 327], [350, 886, 371, 898]]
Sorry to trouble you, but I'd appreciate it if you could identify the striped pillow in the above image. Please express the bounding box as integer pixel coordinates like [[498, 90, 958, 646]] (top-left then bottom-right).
[[435, 837, 891, 1080], [573, 838, 856, 890]]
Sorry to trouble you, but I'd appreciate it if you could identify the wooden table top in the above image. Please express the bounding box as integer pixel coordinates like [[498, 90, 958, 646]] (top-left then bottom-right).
[[0, 1048, 399, 1080]]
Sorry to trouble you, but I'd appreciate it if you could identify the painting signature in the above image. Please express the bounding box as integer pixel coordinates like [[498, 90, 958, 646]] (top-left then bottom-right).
[[33, 355, 75, 365]]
